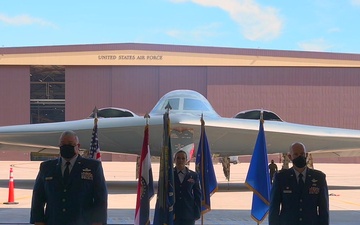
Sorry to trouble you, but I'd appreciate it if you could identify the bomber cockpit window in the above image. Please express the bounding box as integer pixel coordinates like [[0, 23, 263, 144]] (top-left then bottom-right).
[[183, 98, 210, 111], [164, 98, 179, 110]]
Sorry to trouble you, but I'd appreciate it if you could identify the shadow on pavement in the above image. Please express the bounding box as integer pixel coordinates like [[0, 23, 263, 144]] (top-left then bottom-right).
[[1, 179, 360, 194]]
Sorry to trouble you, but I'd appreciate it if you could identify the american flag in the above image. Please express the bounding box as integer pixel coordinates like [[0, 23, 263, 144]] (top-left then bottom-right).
[[89, 117, 101, 160]]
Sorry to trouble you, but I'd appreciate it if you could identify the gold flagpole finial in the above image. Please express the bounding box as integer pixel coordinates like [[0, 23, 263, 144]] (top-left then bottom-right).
[[165, 102, 172, 114], [144, 113, 150, 125], [260, 109, 264, 124], [93, 107, 98, 124], [200, 113, 205, 126]]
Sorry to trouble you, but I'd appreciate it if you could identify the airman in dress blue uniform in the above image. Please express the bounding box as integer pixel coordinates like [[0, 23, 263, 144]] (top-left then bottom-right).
[[173, 150, 201, 225], [269, 142, 329, 225], [30, 130, 108, 225]]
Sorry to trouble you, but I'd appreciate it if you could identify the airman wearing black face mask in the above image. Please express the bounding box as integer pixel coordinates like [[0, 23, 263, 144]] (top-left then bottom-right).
[[269, 142, 329, 225], [60, 144, 77, 159], [30, 130, 108, 225]]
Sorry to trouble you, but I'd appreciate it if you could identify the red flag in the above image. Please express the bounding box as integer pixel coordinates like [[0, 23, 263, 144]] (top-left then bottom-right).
[[135, 124, 154, 225]]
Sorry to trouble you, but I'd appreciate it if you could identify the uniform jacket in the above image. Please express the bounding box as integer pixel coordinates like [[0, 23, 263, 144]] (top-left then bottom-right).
[[269, 167, 329, 225], [30, 156, 108, 225], [173, 167, 201, 222]]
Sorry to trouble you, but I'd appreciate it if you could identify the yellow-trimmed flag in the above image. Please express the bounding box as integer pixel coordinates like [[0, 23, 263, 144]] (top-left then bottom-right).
[[195, 117, 218, 214], [245, 118, 271, 223], [153, 110, 175, 225]]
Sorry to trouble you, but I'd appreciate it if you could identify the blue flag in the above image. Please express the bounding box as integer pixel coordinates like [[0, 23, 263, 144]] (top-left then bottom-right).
[[134, 124, 154, 225], [195, 118, 218, 214], [245, 119, 271, 223], [153, 111, 175, 225]]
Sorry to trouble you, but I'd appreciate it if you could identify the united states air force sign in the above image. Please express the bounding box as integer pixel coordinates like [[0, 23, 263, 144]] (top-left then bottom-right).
[[98, 55, 163, 60]]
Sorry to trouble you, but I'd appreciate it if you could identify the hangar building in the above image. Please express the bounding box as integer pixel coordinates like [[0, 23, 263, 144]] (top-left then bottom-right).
[[2, 43, 360, 162], [1, 43, 360, 131]]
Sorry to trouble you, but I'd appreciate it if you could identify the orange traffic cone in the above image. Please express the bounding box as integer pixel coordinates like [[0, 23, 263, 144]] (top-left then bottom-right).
[[3, 167, 19, 204]]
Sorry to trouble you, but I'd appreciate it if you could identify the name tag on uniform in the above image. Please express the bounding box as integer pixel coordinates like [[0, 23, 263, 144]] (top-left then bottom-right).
[[45, 176, 53, 180], [283, 190, 292, 193]]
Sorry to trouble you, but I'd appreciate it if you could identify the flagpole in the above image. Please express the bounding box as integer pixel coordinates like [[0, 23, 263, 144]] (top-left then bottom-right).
[[88, 106, 101, 160], [245, 109, 271, 224], [200, 114, 204, 225], [93, 107, 98, 134], [144, 112, 150, 125], [153, 102, 174, 225], [196, 113, 218, 225], [93, 106, 98, 130], [135, 112, 154, 225], [136, 113, 150, 180]]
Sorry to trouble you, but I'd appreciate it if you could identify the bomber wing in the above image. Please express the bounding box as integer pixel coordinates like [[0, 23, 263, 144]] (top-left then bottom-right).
[[1, 89, 360, 157]]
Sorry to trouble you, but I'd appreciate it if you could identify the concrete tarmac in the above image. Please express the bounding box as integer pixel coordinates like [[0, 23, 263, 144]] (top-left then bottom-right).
[[0, 161, 359, 224]]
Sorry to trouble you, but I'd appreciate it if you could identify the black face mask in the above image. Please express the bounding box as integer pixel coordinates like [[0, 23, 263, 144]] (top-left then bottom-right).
[[292, 155, 307, 168], [60, 145, 76, 159]]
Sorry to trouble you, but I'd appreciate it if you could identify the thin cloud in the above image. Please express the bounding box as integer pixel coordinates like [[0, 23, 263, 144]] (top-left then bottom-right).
[[351, 0, 360, 6], [171, 0, 283, 41], [327, 27, 341, 33], [0, 13, 56, 28], [166, 23, 222, 41], [298, 38, 333, 52]]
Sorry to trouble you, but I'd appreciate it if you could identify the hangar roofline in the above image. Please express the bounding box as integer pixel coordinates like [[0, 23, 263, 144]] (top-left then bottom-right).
[[1, 43, 360, 67], [1, 42, 360, 61]]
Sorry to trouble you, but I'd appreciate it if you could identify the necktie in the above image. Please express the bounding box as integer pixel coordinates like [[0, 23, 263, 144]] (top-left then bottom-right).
[[63, 161, 70, 184], [298, 173, 304, 191], [178, 170, 184, 183]]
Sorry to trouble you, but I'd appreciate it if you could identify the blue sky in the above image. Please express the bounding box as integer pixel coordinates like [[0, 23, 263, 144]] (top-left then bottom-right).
[[1, 0, 360, 54]]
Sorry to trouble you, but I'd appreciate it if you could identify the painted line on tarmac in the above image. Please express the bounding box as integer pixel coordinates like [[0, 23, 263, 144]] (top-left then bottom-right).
[[330, 197, 360, 207]]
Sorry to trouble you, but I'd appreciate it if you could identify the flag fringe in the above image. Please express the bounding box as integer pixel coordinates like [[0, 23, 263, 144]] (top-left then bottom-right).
[[244, 182, 270, 205]]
